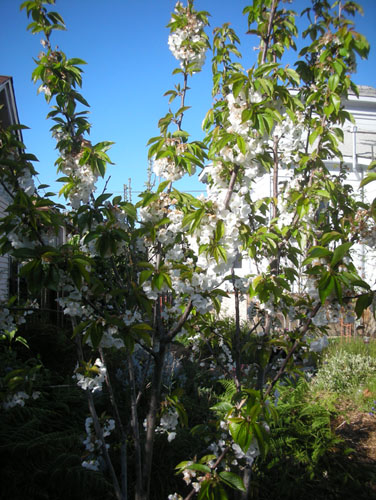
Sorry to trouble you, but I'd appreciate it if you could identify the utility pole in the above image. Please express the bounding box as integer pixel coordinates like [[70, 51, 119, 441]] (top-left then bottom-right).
[[123, 178, 132, 202]]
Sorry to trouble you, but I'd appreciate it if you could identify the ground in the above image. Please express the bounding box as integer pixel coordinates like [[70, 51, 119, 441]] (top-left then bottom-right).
[[332, 401, 376, 498], [335, 410, 376, 461]]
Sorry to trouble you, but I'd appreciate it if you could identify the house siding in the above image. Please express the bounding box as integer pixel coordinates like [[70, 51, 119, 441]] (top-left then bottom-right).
[[0, 76, 21, 302], [0, 192, 9, 301]]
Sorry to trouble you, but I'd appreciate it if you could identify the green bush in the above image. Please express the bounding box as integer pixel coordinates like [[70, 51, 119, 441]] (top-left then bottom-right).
[[313, 348, 376, 394]]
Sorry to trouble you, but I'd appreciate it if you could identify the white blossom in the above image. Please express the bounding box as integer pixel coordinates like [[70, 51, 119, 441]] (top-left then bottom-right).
[[81, 459, 100, 471], [155, 408, 179, 442], [74, 358, 107, 393], [82, 416, 115, 471], [2, 390, 40, 410], [232, 440, 260, 466], [168, 2, 207, 72]]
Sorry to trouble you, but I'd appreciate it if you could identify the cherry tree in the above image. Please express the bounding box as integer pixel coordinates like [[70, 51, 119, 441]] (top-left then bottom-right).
[[0, 1, 374, 499]]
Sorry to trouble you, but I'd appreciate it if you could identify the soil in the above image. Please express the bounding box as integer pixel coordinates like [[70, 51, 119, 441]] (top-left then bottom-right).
[[334, 410, 376, 462], [332, 400, 376, 497]]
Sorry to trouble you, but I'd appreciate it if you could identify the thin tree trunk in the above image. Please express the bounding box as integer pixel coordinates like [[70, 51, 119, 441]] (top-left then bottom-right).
[[232, 268, 242, 392], [87, 392, 123, 500], [272, 136, 279, 220], [128, 353, 143, 500], [100, 347, 128, 500], [142, 343, 167, 500]]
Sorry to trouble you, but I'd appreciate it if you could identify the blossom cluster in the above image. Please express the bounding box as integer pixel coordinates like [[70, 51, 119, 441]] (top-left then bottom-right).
[[168, 2, 208, 72], [82, 416, 115, 471], [138, 186, 253, 319], [175, 462, 206, 494], [156, 408, 179, 442], [57, 285, 87, 317], [153, 142, 195, 182], [0, 301, 38, 333], [225, 89, 306, 173], [207, 419, 262, 468], [74, 358, 107, 393], [224, 89, 266, 174], [60, 153, 98, 209], [1, 306, 23, 333], [232, 440, 260, 467], [7, 216, 36, 250], [0, 164, 35, 202], [53, 131, 98, 209], [2, 390, 40, 410], [98, 325, 125, 350], [145, 407, 179, 443], [18, 167, 36, 196]]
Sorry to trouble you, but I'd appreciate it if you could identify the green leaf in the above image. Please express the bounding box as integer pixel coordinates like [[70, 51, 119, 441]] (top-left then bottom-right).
[[217, 245, 227, 263], [210, 401, 233, 413], [139, 269, 153, 285], [199, 455, 217, 465], [286, 68, 300, 85], [232, 78, 245, 99], [88, 323, 103, 350], [302, 246, 331, 266], [333, 276, 342, 303], [309, 126, 323, 146], [153, 273, 165, 290], [236, 135, 246, 155], [72, 320, 91, 338], [121, 202, 137, 219], [229, 419, 252, 452], [360, 172, 376, 188], [355, 293, 373, 318], [219, 471, 246, 492], [316, 189, 330, 198], [12, 248, 37, 259], [130, 324, 152, 346], [215, 220, 225, 241], [161, 272, 172, 289], [254, 62, 279, 77], [328, 74, 340, 92], [94, 193, 112, 207], [331, 242, 352, 267], [320, 231, 342, 246], [197, 480, 211, 500], [330, 94, 341, 113], [186, 463, 211, 474], [68, 57, 87, 66], [175, 460, 192, 471], [137, 261, 154, 269], [318, 273, 335, 304]]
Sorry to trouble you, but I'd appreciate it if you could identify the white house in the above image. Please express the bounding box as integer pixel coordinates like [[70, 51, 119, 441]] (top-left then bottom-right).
[[0, 76, 22, 301]]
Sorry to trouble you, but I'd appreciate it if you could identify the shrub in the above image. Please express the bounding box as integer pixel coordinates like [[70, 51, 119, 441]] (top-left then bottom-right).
[[313, 349, 376, 394]]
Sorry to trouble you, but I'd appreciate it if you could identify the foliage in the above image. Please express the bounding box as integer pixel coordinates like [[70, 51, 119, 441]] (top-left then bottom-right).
[[252, 378, 376, 500], [313, 341, 376, 394], [0, 326, 112, 500], [0, 1, 375, 499]]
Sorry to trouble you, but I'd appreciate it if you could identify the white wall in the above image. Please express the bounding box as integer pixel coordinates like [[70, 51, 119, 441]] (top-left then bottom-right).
[[0, 187, 9, 301]]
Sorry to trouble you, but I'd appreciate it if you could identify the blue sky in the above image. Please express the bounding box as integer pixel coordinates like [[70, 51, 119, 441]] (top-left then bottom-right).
[[1, 0, 376, 203]]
